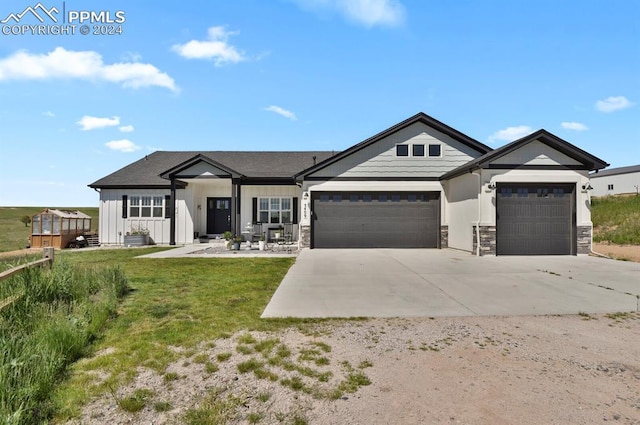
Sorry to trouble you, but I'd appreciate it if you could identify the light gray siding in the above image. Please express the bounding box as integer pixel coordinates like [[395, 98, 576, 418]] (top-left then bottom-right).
[[492, 140, 583, 166], [307, 122, 483, 178], [591, 171, 640, 196]]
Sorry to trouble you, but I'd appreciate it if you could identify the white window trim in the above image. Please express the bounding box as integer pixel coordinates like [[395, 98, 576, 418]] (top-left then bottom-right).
[[258, 197, 293, 224], [129, 195, 166, 219]]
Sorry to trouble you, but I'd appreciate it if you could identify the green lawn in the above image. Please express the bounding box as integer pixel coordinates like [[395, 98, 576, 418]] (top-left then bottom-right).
[[0, 207, 98, 252], [48, 248, 299, 420], [592, 195, 640, 245]]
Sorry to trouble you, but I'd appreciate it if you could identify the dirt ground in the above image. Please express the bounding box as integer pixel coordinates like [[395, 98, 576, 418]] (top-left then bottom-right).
[[593, 243, 640, 263], [70, 314, 640, 425]]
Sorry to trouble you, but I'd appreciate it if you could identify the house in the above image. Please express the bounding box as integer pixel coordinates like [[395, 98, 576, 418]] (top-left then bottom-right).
[[89, 112, 608, 255], [590, 164, 640, 197]]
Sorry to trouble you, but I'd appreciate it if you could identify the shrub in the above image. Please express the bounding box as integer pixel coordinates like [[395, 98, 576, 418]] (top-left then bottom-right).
[[0, 260, 129, 425]]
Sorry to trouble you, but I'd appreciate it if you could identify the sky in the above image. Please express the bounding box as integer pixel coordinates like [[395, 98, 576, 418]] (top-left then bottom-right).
[[0, 0, 638, 206]]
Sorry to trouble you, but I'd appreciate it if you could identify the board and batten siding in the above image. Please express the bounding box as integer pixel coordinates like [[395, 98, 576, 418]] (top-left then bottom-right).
[[240, 186, 303, 239], [491, 140, 583, 166], [307, 122, 483, 179], [98, 188, 192, 245]]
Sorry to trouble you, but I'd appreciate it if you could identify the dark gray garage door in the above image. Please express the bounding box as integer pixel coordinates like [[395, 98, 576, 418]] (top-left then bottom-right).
[[496, 183, 575, 255], [311, 191, 440, 248]]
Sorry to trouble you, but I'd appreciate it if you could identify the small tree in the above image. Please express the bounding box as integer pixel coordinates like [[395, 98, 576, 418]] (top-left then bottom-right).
[[20, 215, 31, 227]]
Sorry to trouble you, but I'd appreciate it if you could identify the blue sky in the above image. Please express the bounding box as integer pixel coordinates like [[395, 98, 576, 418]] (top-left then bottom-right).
[[0, 0, 638, 206]]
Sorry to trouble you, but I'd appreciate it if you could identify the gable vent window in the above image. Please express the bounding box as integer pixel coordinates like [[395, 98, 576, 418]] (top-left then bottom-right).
[[396, 144, 409, 157], [428, 144, 442, 157], [412, 144, 425, 157]]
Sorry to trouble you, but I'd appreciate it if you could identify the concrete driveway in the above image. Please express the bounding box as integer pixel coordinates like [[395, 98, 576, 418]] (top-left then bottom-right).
[[262, 249, 640, 318]]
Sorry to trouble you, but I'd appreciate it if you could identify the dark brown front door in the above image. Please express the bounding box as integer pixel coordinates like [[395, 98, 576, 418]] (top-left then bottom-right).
[[207, 197, 231, 234]]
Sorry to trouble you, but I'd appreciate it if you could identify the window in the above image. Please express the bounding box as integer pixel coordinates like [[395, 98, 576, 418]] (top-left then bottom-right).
[[607, 184, 614, 190], [412, 144, 425, 157], [396, 144, 409, 156], [130, 196, 165, 218], [258, 197, 292, 224], [428, 144, 441, 157]]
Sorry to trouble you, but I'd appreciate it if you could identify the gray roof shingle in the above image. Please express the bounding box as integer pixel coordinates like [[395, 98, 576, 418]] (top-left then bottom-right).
[[89, 151, 337, 188], [590, 164, 640, 178]]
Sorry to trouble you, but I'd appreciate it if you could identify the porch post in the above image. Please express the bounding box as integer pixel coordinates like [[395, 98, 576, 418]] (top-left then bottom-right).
[[169, 178, 176, 245], [236, 180, 242, 235], [230, 178, 237, 236]]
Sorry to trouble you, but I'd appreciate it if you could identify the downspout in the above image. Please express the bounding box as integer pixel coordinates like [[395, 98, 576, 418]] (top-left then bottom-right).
[[471, 169, 482, 256]]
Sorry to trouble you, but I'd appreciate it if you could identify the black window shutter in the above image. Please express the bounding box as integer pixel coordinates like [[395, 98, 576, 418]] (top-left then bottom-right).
[[164, 195, 171, 218], [292, 197, 298, 224], [122, 195, 128, 218], [252, 197, 258, 223]]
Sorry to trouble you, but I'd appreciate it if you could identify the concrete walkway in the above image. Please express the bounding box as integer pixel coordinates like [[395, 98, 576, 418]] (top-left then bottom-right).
[[262, 249, 640, 318]]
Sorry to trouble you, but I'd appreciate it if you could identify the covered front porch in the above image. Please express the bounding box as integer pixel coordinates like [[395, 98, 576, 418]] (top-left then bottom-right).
[[161, 154, 301, 245]]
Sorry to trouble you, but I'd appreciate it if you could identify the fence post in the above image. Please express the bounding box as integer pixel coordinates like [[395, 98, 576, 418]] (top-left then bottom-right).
[[43, 247, 54, 267]]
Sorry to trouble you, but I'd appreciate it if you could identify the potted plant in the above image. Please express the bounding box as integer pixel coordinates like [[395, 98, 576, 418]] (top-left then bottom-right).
[[225, 233, 242, 250], [258, 233, 266, 251], [124, 224, 150, 246]]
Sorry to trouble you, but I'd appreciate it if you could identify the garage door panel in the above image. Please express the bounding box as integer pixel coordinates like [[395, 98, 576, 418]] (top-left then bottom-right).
[[497, 184, 574, 255], [312, 191, 440, 248]]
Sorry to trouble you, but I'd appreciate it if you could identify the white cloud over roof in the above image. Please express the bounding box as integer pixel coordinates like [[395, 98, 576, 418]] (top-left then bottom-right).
[[172, 26, 246, 66], [595, 96, 635, 113], [0, 47, 177, 92]]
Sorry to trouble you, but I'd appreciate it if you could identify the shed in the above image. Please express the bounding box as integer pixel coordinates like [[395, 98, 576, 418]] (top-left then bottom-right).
[[30, 209, 92, 249]]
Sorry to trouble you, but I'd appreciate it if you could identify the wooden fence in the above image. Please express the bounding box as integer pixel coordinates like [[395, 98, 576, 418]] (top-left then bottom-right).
[[0, 247, 55, 311]]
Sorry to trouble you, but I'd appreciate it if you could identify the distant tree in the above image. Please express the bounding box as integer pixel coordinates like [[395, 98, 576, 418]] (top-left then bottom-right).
[[20, 215, 31, 227]]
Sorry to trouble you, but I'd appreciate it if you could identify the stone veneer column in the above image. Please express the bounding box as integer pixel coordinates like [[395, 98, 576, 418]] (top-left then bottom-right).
[[440, 225, 448, 248], [576, 225, 592, 254], [472, 225, 496, 256], [299, 225, 311, 248]]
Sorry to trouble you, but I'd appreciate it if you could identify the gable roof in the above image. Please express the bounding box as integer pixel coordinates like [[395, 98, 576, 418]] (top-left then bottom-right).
[[590, 164, 640, 178], [89, 151, 336, 188], [296, 112, 492, 178], [441, 129, 609, 180]]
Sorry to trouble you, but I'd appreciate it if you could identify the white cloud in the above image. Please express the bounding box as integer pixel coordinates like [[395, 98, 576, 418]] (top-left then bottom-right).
[[293, 0, 405, 27], [488, 125, 533, 143], [119, 125, 135, 133], [561, 121, 588, 131], [264, 105, 297, 120], [42, 111, 54, 117], [105, 139, 140, 153], [77, 115, 120, 131], [172, 26, 246, 66], [595, 96, 635, 113], [0, 47, 177, 92]]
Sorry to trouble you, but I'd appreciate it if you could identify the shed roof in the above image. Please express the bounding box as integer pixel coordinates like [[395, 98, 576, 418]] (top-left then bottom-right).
[[35, 209, 91, 219], [590, 164, 640, 178]]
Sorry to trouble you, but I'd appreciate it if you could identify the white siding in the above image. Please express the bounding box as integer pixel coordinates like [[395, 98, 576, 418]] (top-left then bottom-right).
[[445, 173, 479, 252], [591, 172, 640, 197], [174, 162, 229, 178], [492, 140, 583, 166], [98, 188, 186, 245], [307, 122, 483, 178]]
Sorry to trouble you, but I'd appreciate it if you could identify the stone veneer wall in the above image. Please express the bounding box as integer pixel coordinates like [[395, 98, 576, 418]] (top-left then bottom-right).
[[440, 225, 448, 248], [472, 225, 496, 256], [299, 225, 311, 248], [577, 225, 592, 254]]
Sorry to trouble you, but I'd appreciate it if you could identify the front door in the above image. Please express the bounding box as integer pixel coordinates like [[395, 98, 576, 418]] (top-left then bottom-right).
[[206, 197, 231, 235]]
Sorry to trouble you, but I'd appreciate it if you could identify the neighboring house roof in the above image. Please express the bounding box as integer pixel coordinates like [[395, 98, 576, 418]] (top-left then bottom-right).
[[441, 129, 609, 180], [296, 112, 492, 178], [590, 164, 640, 178], [89, 151, 336, 188]]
